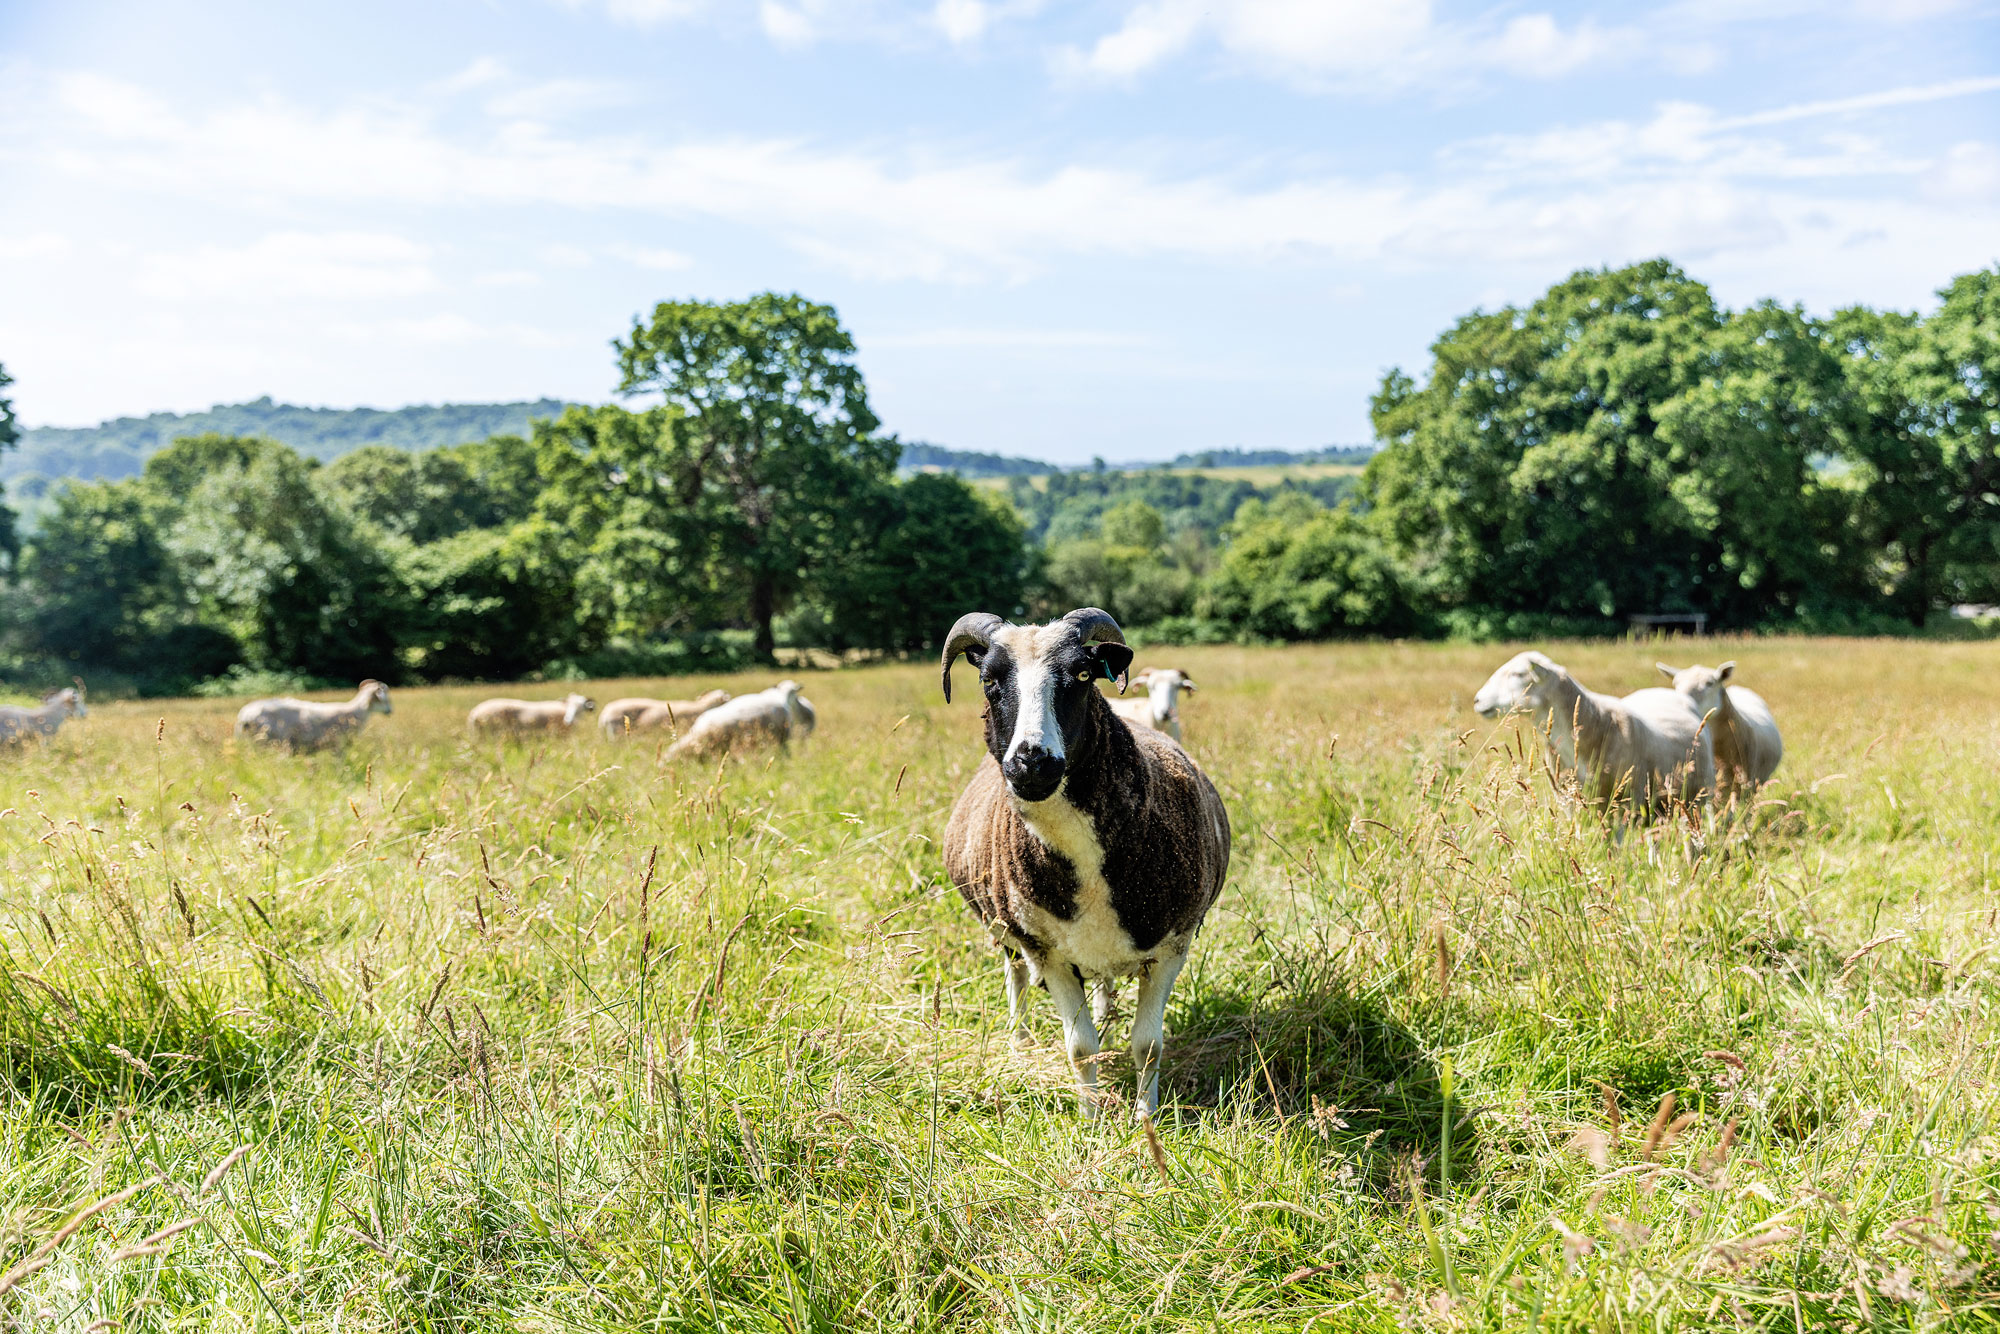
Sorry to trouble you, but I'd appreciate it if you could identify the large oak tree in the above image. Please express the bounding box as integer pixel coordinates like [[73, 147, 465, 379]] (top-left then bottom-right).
[[612, 293, 894, 659]]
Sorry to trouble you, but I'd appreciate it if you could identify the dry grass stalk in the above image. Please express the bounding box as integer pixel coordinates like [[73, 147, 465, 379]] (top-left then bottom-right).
[[0, 1176, 162, 1296]]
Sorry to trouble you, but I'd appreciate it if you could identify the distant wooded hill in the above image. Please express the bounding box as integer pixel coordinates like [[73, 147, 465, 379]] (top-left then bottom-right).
[[5, 397, 575, 491], [6, 404, 1370, 492]]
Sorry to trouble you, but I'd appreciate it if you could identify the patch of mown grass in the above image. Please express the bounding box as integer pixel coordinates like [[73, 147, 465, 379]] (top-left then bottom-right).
[[3, 640, 2000, 1328]]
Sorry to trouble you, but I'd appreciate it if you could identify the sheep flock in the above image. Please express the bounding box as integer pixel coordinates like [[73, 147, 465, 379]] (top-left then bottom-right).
[[6, 628, 1788, 1120]]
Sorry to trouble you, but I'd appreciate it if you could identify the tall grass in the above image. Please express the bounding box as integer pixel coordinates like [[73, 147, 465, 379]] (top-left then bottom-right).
[[2, 638, 1999, 1330]]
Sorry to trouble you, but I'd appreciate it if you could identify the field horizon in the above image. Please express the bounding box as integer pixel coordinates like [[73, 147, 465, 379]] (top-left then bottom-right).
[[3, 637, 1998, 1330]]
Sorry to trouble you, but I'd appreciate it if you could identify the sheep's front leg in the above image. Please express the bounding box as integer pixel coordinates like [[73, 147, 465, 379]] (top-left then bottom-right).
[[1091, 975, 1117, 1029], [1042, 964, 1103, 1117], [1130, 951, 1187, 1122], [1003, 951, 1034, 1045]]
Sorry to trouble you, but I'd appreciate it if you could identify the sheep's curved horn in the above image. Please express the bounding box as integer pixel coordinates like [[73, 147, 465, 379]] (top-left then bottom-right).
[[1061, 607, 1130, 693], [940, 613, 1005, 703], [1061, 607, 1125, 646]]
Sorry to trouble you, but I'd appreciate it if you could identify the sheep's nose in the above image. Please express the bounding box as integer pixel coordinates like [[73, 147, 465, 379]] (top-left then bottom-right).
[[1002, 747, 1066, 798]]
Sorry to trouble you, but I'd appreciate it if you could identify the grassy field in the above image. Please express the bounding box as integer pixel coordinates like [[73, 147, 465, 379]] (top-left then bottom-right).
[[3, 638, 2000, 1330]]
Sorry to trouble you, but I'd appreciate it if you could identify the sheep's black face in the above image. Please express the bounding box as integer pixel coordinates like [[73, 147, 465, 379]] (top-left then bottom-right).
[[978, 627, 1133, 803]]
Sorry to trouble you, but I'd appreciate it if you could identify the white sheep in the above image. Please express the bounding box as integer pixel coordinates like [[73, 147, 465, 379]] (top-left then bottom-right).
[[1109, 667, 1197, 743], [236, 680, 393, 750], [0, 685, 88, 745], [1474, 651, 1713, 816], [598, 689, 732, 740], [1658, 661, 1783, 804], [663, 680, 815, 761], [468, 693, 596, 735]]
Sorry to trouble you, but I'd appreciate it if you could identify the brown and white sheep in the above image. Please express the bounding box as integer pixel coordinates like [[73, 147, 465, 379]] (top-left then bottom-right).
[[468, 693, 596, 735], [662, 681, 815, 761], [1109, 667, 1197, 743], [1474, 651, 1713, 816], [1658, 661, 1783, 803], [598, 689, 732, 740], [0, 684, 87, 746], [236, 680, 393, 750], [940, 608, 1231, 1120]]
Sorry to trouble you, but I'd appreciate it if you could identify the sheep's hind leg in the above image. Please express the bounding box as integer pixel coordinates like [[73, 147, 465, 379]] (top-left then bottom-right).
[[1003, 951, 1034, 1046], [1042, 964, 1104, 1118], [1130, 951, 1187, 1122]]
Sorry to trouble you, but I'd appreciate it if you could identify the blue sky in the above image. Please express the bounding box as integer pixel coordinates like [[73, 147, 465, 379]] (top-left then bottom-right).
[[2, 0, 1996, 462]]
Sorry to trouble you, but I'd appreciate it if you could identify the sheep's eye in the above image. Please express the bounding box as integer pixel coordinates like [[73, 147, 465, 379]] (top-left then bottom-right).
[[1076, 670, 1092, 683]]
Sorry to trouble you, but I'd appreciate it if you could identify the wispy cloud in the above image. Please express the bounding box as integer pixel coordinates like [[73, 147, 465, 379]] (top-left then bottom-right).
[[15, 69, 1995, 291], [1052, 0, 1640, 90]]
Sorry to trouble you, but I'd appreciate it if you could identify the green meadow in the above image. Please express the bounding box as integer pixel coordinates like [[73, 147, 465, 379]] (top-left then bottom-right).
[[3, 637, 1998, 1330]]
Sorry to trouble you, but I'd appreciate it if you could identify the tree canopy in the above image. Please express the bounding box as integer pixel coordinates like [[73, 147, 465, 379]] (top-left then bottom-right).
[[613, 293, 896, 659]]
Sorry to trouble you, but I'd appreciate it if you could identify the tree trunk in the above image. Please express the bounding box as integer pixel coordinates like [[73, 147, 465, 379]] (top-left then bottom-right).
[[751, 575, 777, 662]]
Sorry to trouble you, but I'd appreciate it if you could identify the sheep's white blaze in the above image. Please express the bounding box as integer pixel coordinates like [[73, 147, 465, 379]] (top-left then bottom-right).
[[991, 625, 1064, 768]]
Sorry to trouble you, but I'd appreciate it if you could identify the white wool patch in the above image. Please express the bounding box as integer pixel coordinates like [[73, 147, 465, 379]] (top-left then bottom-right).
[[991, 624, 1065, 767], [1009, 789, 1144, 977]]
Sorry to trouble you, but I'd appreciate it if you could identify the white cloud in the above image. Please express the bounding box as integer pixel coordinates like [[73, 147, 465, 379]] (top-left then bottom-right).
[[1054, 0, 1635, 88], [14, 70, 1999, 293], [136, 232, 439, 303], [0, 233, 71, 262], [1937, 140, 2000, 200], [933, 0, 992, 45], [587, 0, 710, 26], [759, 0, 821, 44]]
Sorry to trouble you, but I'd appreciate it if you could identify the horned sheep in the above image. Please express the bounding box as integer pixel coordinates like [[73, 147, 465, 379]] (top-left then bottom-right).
[[1658, 661, 1783, 803], [940, 608, 1231, 1121], [598, 689, 732, 740], [1473, 651, 1713, 817], [468, 693, 597, 735], [0, 685, 87, 746], [236, 680, 393, 750], [1109, 667, 1197, 744], [663, 681, 815, 761]]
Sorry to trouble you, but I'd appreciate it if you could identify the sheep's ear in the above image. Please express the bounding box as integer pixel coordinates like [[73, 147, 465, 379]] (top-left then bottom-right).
[[1656, 662, 1677, 680], [1181, 677, 1198, 692], [1090, 643, 1135, 694], [1718, 661, 1736, 681]]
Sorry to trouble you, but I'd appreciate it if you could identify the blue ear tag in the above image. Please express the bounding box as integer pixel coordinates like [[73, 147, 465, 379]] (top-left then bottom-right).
[[1100, 659, 1118, 682]]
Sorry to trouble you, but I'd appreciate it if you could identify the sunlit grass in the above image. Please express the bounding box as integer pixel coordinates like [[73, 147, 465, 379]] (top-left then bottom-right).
[[3, 637, 1999, 1329]]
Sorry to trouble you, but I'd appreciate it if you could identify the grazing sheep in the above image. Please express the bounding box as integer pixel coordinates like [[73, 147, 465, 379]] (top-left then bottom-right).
[[663, 681, 815, 761], [0, 684, 87, 746], [940, 607, 1231, 1121], [1109, 667, 1198, 743], [236, 680, 393, 750], [1473, 651, 1713, 816], [598, 689, 732, 740], [1658, 661, 1783, 803], [468, 693, 597, 735]]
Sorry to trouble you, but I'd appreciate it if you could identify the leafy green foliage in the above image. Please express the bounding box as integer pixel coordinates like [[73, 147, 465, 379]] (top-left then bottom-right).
[[614, 292, 895, 659], [790, 472, 1030, 653], [159, 438, 407, 680], [0, 360, 17, 575], [1367, 260, 1847, 626], [1833, 269, 2000, 623], [1200, 493, 1410, 639], [317, 435, 540, 545]]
